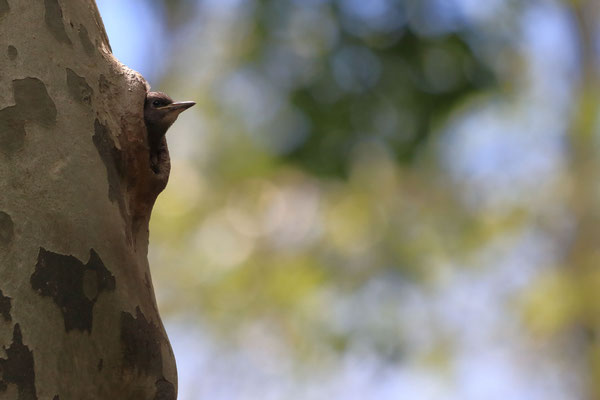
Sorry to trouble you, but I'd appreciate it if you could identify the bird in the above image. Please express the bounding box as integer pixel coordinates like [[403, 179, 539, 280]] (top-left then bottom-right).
[[144, 91, 195, 172]]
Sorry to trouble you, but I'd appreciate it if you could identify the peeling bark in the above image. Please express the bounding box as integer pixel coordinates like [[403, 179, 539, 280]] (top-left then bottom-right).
[[0, 0, 177, 398]]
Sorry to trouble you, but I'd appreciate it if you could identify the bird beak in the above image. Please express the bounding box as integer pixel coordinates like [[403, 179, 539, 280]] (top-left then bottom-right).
[[163, 101, 196, 114]]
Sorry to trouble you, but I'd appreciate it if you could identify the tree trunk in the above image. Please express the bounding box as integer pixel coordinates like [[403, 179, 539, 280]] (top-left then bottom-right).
[[0, 0, 177, 398]]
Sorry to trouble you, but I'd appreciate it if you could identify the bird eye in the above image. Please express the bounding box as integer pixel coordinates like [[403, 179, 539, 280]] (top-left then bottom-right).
[[152, 100, 161, 107]]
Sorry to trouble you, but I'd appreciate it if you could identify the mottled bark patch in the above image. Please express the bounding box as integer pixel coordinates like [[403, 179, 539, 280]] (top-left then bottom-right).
[[154, 377, 175, 400], [120, 307, 163, 377], [66, 68, 93, 106], [44, 0, 71, 45], [0, 211, 14, 246], [0, 107, 23, 155], [30, 248, 116, 333], [0, 0, 8, 18], [78, 25, 94, 56], [98, 75, 110, 94], [0, 78, 56, 155], [7, 45, 17, 60], [0, 324, 37, 400], [92, 119, 128, 221], [13, 78, 57, 127], [144, 273, 151, 290], [0, 290, 11, 322], [0, 290, 10, 322]]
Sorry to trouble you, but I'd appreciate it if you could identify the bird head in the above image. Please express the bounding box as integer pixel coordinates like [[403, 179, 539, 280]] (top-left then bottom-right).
[[144, 91, 195, 138]]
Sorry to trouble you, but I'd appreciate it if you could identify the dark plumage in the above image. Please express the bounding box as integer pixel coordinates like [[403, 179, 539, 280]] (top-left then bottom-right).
[[144, 91, 195, 171]]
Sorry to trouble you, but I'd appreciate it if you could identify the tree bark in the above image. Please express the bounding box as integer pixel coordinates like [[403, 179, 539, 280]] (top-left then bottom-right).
[[0, 0, 177, 398]]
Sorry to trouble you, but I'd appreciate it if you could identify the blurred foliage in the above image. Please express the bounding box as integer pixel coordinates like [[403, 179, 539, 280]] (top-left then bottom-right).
[[288, 29, 494, 176], [110, 0, 600, 397], [147, 0, 505, 360], [160, 0, 496, 177]]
